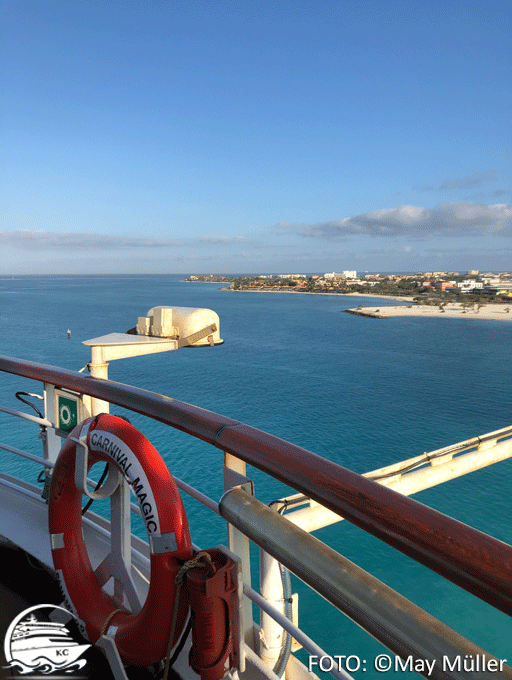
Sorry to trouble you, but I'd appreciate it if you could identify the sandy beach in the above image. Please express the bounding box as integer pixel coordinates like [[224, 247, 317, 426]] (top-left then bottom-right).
[[343, 292, 414, 302], [346, 301, 512, 322]]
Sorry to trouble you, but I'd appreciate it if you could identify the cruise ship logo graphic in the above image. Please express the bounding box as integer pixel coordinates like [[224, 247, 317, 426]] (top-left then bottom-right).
[[4, 604, 91, 675]]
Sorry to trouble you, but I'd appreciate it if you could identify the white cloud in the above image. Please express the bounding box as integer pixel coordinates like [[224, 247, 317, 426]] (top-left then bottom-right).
[[0, 230, 245, 251], [418, 245, 512, 257], [415, 170, 497, 192], [367, 245, 413, 254], [439, 169, 496, 190], [198, 236, 246, 244], [280, 202, 512, 240]]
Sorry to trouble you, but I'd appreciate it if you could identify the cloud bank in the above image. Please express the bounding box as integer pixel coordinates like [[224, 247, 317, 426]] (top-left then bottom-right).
[[280, 202, 512, 241], [0, 231, 245, 251], [439, 170, 496, 190], [199, 236, 246, 244], [417, 169, 497, 192]]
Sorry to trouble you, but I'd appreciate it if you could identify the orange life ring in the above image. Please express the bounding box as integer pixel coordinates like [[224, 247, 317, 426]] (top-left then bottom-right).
[[49, 414, 193, 666]]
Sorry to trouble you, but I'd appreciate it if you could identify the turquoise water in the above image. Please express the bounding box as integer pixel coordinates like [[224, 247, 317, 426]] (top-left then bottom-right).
[[1, 275, 511, 677]]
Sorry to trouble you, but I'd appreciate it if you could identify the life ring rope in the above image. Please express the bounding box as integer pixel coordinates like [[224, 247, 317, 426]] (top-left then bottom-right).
[[49, 414, 193, 667], [100, 608, 125, 637]]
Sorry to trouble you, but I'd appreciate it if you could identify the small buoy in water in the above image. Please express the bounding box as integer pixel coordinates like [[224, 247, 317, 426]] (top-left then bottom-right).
[[67, 329, 71, 338]]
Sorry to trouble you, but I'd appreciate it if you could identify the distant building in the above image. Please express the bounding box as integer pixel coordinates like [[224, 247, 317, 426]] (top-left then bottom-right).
[[456, 281, 483, 292], [484, 285, 512, 294], [432, 281, 453, 291], [324, 271, 357, 279], [467, 270, 479, 276]]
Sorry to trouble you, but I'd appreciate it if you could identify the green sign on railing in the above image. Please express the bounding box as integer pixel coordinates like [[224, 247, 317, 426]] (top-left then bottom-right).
[[57, 395, 78, 432]]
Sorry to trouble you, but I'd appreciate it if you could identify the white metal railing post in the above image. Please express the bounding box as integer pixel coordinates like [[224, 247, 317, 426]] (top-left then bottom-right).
[[41, 382, 65, 499], [88, 346, 110, 415], [259, 549, 286, 668], [223, 452, 255, 651], [43, 383, 66, 464]]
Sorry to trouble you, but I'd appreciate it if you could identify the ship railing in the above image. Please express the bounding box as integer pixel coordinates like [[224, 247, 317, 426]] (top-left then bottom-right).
[[0, 396, 355, 680], [0, 355, 512, 680]]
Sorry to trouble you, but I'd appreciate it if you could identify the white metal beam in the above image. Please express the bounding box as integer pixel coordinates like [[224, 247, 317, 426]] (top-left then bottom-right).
[[285, 436, 512, 533]]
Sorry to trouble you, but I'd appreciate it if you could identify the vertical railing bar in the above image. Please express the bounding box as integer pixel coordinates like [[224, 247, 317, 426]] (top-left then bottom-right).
[[224, 452, 255, 652], [244, 584, 354, 680]]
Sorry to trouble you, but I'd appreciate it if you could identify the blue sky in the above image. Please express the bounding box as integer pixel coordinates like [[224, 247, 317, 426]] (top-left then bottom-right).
[[1, 0, 511, 274]]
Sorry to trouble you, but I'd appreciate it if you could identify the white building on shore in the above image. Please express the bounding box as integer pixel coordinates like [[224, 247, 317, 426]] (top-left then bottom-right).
[[324, 271, 357, 279], [457, 280, 484, 291]]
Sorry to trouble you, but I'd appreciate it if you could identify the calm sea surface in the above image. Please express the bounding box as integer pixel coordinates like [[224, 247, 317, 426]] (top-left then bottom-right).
[[1, 275, 511, 677]]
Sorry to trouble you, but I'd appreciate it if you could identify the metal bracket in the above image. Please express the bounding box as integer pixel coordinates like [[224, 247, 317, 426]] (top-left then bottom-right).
[[223, 467, 254, 497], [72, 435, 121, 500], [177, 323, 217, 347], [149, 532, 178, 554], [95, 634, 129, 680], [93, 550, 142, 613], [41, 474, 52, 502]]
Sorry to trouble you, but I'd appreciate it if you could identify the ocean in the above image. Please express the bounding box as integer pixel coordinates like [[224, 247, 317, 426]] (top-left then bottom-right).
[[1, 274, 511, 677]]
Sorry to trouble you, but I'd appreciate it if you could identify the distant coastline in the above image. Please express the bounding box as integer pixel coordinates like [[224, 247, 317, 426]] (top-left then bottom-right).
[[187, 273, 512, 319], [224, 287, 512, 321], [223, 287, 413, 302]]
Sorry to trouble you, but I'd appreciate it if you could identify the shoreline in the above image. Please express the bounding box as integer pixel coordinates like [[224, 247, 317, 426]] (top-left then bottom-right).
[[223, 287, 512, 322], [345, 302, 512, 322], [223, 287, 413, 302]]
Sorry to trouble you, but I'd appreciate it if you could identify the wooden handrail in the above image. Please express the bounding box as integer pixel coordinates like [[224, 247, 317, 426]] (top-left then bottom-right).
[[1, 354, 511, 615]]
